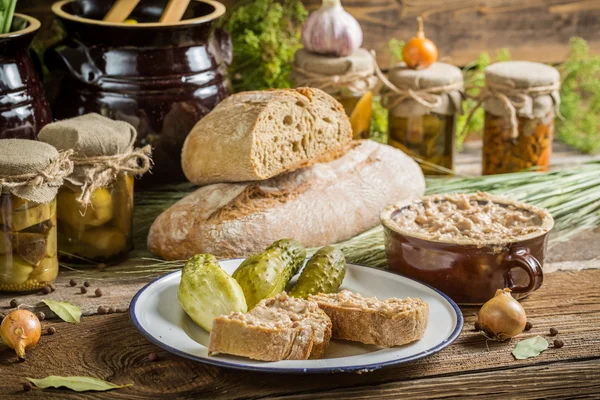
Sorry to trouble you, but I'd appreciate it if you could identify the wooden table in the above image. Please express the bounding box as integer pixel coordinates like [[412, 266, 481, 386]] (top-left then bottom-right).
[[1, 146, 600, 399]]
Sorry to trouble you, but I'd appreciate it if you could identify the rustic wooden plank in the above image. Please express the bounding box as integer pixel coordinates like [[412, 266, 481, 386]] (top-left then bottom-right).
[[17, 0, 600, 69], [1, 269, 598, 398]]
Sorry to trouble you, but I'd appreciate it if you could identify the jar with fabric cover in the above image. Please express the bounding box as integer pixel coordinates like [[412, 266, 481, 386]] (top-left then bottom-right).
[[383, 62, 464, 175], [0, 140, 73, 292], [39, 114, 152, 264], [292, 48, 377, 139], [481, 61, 560, 175]]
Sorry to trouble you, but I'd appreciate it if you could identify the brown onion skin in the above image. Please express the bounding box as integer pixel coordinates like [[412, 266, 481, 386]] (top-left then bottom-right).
[[402, 17, 438, 70], [477, 288, 527, 341], [0, 310, 41, 359]]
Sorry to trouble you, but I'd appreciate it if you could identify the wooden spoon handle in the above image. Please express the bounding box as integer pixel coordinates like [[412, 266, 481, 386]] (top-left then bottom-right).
[[159, 0, 191, 23], [103, 0, 140, 22]]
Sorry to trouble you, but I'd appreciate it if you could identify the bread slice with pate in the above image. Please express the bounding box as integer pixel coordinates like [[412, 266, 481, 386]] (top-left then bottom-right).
[[208, 293, 332, 361], [309, 290, 429, 347]]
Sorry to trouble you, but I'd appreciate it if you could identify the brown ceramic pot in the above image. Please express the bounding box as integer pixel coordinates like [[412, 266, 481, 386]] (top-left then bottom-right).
[[0, 14, 52, 139], [47, 0, 232, 185], [381, 196, 554, 305]]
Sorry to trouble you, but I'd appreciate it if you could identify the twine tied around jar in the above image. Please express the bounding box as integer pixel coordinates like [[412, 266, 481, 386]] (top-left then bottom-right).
[[0, 151, 74, 191], [292, 64, 377, 93], [72, 145, 152, 205], [371, 51, 464, 112], [461, 80, 561, 139]]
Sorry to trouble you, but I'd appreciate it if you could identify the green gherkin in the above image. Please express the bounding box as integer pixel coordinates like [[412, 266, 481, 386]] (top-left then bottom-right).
[[178, 254, 247, 332], [290, 246, 346, 298], [232, 239, 306, 308]]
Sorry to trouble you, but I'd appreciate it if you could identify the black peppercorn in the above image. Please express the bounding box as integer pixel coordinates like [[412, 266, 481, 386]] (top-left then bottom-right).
[[549, 327, 559, 336], [97, 306, 108, 315], [107, 307, 115, 314], [10, 299, 18, 308], [47, 327, 56, 335], [23, 383, 32, 392], [95, 288, 103, 297], [69, 279, 77, 287], [41, 286, 51, 295], [554, 339, 564, 348], [80, 286, 88, 294], [37, 312, 45, 321], [147, 353, 158, 362], [83, 281, 90, 287], [524, 321, 533, 331]]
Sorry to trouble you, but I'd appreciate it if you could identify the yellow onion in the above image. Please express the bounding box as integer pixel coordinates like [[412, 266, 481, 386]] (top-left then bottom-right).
[[477, 288, 527, 341], [0, 310, 41, 359]]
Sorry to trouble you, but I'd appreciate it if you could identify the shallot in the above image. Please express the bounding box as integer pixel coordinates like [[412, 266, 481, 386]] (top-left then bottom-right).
[[477, 288, 527, 341], [0, 310, 41, 359]]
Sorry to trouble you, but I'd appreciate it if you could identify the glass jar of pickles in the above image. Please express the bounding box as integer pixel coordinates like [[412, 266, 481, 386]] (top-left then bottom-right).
[[383, 62, 464, 175], [482, 61, 560, 175], [39, 114, 152, 264], [292, 48, 377, 139], [0, 139, 72, 292]]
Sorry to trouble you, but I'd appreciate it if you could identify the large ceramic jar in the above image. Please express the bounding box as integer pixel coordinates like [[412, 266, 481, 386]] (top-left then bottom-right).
[[0, 14, 52, 139], [47, 0, 232, 185]]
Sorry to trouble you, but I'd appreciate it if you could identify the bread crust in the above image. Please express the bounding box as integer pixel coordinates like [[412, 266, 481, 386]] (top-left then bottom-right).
[[209, 318, 314, 361], [181, 88, 352, 185], [148, 141, 425, 259], [310, 294, 429, 347]]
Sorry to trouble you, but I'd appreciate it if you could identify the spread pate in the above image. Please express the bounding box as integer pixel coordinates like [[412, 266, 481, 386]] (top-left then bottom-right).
[[310, 290, 426, 316], [390, 193, 549, 243]]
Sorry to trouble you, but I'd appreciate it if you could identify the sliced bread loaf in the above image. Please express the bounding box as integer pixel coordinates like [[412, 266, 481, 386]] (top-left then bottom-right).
[[148, 140, 425, 259], [309, 290, 429, 347], [209, 293, 330, 361], [181, 87, 352, 185]]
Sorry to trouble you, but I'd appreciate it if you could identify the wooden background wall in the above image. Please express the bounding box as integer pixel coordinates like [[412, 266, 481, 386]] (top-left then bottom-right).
[[16, 0, 600, 68]]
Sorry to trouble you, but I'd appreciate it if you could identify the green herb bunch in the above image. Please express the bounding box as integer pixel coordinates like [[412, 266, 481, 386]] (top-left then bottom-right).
[[456, 49, 511, 149], [0, 0, 16, 34], [557, 37, 600, 154], [220, 0, 307, 93]]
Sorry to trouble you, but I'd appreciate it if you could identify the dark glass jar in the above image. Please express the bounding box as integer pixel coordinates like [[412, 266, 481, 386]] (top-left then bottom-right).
[[0, 14, 51, 139]]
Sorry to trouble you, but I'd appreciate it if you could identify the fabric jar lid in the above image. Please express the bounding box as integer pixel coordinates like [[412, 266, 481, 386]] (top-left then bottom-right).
[[483, 61, 561, 119], [292, 48, 377, 96], [38, 113, 152, 204], [384, 62, 464, 117], [0, 139, 72, 203]]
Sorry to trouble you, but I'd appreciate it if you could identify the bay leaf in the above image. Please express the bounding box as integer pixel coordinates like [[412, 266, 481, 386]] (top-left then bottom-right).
[[42, 300, 81, 323], [27, 376, 132, 392], [512, 336, 549, 360]]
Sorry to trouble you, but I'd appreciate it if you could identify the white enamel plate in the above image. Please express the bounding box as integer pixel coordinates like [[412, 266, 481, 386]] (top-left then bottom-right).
[[130, 260, 463, 374]]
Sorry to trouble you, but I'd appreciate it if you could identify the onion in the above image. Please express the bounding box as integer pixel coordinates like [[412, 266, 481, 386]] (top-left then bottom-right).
[[0, 310, 41, 360], [477, 288, 527, 341]]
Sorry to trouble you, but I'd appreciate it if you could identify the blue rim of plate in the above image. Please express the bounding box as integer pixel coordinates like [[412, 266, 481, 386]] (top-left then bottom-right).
[[129, 261, 464, 374]]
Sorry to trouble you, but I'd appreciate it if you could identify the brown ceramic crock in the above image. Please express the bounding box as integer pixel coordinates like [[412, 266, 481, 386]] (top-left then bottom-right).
[[381, 194, 554, 305], [47, 0, 232, 185], [0, 14, 52, 139]]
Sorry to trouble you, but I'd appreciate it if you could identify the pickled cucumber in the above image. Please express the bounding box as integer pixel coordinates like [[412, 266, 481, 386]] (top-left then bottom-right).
[[233, 239, 306, 308], [178, 254, 247, 332], [57, 187, 113, 228], [111, 175, 134, 236], [0, 255, 34, 285], [11, 202, 52, 231], [290, 246, 346, 298], [45, 226, 57, 258], [29, 256, 58, 283], [78, 227, 127, 259], [12, 232, 47, 266]]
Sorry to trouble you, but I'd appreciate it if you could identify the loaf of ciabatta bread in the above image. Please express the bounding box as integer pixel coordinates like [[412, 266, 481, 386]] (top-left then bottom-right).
[[148, 140, 425, 259], [181, 87, 352, 185], [309, 290, 429, 347]]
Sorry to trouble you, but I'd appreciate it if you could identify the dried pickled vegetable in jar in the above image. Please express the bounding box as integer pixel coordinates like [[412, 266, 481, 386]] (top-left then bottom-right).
[[0, 139, 72, 292], [383, 62, 464, 175], [481, 61, 560, 175], [39, 114, 152, 264], [292, 48, 377, 139]]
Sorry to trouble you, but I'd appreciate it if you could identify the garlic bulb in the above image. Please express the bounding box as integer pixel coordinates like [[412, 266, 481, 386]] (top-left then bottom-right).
[[302, 0, 363, 57]]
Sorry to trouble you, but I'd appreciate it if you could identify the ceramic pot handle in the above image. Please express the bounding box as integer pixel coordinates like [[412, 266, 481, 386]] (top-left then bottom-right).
[[45, 39, 103, 84], [214, 28, 232, 66], [503, 247, 544, 295]]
